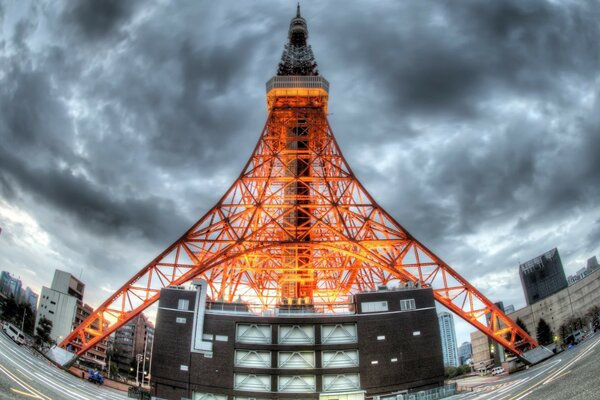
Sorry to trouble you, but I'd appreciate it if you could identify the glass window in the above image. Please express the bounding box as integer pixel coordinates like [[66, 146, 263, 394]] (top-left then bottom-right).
[[178, 299, 190, 310], [400, 299, 416, 311], [361, 301, 388, 313]]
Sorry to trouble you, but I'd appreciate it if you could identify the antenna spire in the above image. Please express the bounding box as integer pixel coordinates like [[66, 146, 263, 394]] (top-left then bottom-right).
[[277, 4, 319, 76]]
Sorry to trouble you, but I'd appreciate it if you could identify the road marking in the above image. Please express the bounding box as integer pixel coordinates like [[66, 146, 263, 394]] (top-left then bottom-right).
[[542, 339, 599, 385], [11, 388, 43, 398], [34, 372, 92, 400], [468, 359, 562, 400], [0, 362, 51, 400], [509, 335, 600, 400]]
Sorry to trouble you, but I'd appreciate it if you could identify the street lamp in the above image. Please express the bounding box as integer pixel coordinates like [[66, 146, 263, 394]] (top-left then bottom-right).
[[135, 354, 143, 386]]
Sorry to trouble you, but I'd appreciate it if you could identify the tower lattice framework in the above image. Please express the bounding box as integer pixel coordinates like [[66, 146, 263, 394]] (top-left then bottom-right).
[[61, 6, 538, 358]]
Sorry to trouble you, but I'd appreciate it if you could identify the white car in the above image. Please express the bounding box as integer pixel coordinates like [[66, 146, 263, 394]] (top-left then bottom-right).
[[3, 322, 25, 345], [491, 366, 505, 376]]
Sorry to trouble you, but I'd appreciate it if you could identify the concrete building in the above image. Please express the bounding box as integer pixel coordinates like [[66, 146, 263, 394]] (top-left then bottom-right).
[[113, 313, 154, 378], [35, 270, 107, 367], [508, 266, 600, 343], [470, 330, 493, 372], [519, 248, 568, 305], [36, 286, 78, 343], [51, 270, 85, 301], [151, 283, 445, 399], [74, 303, 109, 368], [36, 270, 85, 343], [438, 312, 459, 367], [567, 256, 600, 285], [458, 342, 472, 366]]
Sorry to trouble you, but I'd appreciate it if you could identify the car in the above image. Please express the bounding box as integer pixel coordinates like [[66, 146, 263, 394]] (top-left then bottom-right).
[[491, 367, 505, 376], [593, 318, 600, 332], [87, 369, 104, 385], [2, 322, 25, 345], [565, 330, 584, 346]]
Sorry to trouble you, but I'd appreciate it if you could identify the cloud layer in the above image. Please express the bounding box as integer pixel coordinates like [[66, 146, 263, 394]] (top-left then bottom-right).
[[1, 0, 599, 343]]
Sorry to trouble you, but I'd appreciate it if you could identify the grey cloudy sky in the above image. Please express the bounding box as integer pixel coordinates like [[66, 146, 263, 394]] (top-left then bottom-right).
[[1, 0, 599, 343]]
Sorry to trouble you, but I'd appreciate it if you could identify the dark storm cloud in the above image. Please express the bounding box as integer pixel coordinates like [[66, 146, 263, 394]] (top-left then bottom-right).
[[1, 0, 599, 318], [61, 0, 139, 41], [0, 61, 190, 242]]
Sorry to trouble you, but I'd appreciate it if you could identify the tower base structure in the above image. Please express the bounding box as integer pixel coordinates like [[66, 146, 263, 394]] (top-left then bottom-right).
[[151, 282, 448, 400]]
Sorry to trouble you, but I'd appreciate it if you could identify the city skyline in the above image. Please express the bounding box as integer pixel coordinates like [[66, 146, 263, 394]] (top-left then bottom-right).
[[1, 1, 600, 345]]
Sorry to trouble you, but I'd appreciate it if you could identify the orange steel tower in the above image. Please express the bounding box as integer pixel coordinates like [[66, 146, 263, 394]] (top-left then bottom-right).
[[60, 6, 538, 359]]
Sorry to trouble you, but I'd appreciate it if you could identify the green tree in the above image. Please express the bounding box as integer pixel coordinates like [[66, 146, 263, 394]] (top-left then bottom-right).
[[35, 317, 53, 347], [0, 296, 35, 335], [586, 305, 600, 321], [536, 318, 553, 345], [558, 323, 570, 344], [516, 317, 530, 336]]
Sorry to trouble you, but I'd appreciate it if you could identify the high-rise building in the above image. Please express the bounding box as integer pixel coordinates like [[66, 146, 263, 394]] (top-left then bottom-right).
[[438, 312, 459, 367], [458, 342, 472, 365], [24, 287, 39, 309], [0, 271, 39, 309], [0, 271, 22, 299], [113, 313, 154, 378], [519, 248, 568, 305], [503, 304, 515, 314]]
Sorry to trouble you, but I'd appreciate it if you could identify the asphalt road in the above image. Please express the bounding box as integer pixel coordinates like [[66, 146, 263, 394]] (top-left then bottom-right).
[[1, 327, 598, 400], [0, 332, 127, 400], [455, 331, 600, 400]]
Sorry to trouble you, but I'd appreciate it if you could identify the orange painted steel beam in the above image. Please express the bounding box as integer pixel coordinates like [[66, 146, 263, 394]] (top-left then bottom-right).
[[60, 98, 537, 357]]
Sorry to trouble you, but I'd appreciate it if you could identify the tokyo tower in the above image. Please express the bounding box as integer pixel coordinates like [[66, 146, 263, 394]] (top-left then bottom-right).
[[60, 5, 538, 360]]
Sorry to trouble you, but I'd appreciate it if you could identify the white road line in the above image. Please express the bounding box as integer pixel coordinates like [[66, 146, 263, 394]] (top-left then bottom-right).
[[33, 371, 92, 400], [542, 338, 600, 385], [469, 359, 562, 400], [0, 362, 51, 400], [0, 336, 126, 399]]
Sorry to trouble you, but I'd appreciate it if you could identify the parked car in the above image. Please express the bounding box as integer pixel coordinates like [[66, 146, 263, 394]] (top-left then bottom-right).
[[491, 367, 505, 376], [2, 322, 25, 345], [593, 318, 600, 332], [565, 330, 584, 346], [87, 369, 104, 385]]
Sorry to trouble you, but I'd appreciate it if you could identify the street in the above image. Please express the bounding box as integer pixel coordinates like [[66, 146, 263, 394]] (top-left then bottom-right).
[[454, 332, 600, 400], [0, 332, 127, 400], [1, 326, 599, 400]]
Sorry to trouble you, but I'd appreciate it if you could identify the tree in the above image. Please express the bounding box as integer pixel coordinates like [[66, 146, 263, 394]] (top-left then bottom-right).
[[35, 317, 54, 348], [585, 305, 600, 323], [0, 296, 35, 335], [536, 318, 553, 346], [516, 317, 530, 336]]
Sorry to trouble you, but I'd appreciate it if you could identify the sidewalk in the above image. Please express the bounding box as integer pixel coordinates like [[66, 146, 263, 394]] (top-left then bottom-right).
[[450, 374, 502, 392]]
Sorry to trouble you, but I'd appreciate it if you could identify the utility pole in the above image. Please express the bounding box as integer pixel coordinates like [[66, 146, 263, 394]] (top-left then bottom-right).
[[141, 329, 148, 387], [148, 332, 154, 388], [20, 309, 26, 333]]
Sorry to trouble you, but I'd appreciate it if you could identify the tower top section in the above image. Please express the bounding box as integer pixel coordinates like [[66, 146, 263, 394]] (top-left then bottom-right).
[[277, 4, 319, 77], [267, 5, 329, 112]]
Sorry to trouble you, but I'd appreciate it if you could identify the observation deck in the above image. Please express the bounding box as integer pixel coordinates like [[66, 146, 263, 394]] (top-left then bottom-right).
[[266, 75, 330, 112]]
